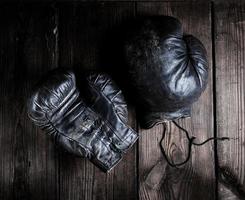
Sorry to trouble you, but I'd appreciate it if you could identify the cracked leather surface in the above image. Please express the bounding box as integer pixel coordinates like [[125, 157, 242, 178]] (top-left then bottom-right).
[[27, 69, 138, 172], [124, 16, 208, 129]]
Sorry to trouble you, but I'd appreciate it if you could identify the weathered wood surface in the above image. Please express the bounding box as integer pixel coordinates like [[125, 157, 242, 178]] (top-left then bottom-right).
[[214, 1, 245, 200], [58, 2, 138, 200], [136, 2, 215, 200], [0, 3, 59, 200], [0, 5, 17, 200], [0, 1, 244, 200]]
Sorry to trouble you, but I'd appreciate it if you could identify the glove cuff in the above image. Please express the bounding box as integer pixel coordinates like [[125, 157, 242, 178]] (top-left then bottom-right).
[[54, 123, 123, 172], [94, 120, 138, 170], [139, 107, 191, 129], [91, 147, 122, 172], [111, 126, 138, 153]]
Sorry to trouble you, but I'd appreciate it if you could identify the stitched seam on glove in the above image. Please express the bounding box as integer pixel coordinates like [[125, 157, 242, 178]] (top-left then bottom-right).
[[88, 81, 137, 146], [46, 118, 120, 168], [88, 74, 138, 142], [49, 87, 78, 121], [89, 74, 127, 121]]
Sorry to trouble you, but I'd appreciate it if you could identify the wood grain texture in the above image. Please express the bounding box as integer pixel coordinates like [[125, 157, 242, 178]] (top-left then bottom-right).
[[0, 3, 59, 200], [3, 1, 245, 200], [214, 1, 245, 199], [0, 5, 17, 200], [136, 2, 216, 200], [1, 0, 184, 3], [58, 3, 137, 200]]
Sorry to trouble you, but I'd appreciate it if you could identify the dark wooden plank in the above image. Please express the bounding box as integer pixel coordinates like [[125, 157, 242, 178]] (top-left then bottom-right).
[[58, 3, 137, 200], [0, 5, 18, 200], [214, 1, 245, 199], [1, 0, 184, 3], [0, 3, 59, 200], [136, 2, 215, 200], [14, 4, 59, 200]]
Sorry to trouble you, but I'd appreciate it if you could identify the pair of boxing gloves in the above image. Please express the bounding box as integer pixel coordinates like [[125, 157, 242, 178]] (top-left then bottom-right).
[[28, 70, 138, 172], [27, 16, 208, 172]]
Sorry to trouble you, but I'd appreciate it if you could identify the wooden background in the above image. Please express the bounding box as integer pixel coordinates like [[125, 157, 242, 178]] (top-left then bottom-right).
[[0, 0, 244, 200]]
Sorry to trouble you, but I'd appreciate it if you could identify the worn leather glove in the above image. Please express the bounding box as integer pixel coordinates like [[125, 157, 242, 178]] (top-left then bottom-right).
[[27, 69, 138, 172], [124, 16, 208, 129], [85, 73, 137, 153]]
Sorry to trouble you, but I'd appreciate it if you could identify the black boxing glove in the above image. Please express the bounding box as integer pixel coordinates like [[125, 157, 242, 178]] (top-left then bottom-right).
[[85, 73, 137, 152], [27, 69, 138, 172], [124, 16, 208, 128]]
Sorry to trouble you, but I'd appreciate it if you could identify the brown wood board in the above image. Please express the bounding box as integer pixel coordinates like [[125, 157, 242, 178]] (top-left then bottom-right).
[[0, 3, 59, 200], [1, 1, 245, 200], [214, 1, 245, 199]]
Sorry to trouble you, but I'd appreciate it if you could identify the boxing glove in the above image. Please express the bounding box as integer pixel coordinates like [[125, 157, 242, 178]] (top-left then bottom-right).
[[123, 16, 208, 128], [85, 73, 137, 152], [27, 69, 138, 172]]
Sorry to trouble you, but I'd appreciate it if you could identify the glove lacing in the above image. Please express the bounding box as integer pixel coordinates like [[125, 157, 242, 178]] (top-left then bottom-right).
[[159, 120, 230, 168]]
